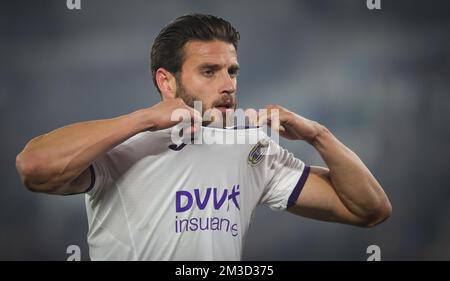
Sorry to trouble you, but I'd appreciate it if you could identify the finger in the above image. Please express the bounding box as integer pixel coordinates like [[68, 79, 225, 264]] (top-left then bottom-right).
[[189, 107, 203, 125], [170, 107, 192, 125], [267, 108, 281, 132], [182, 124, 198, 136], [176, 103, 202, 125], [180, 114, 201, 143], [257, 110, 268, 127], [244, 108, 258, 126], [188, 106, 204, 136], [265, 104, 284, 110]]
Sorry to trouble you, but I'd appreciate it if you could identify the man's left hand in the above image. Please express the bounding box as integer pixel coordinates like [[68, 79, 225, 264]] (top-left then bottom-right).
[[257, 104, 322, 143]]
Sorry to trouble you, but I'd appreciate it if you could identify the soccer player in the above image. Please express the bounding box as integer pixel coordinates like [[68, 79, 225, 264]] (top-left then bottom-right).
[[15, 14, 391, 260]]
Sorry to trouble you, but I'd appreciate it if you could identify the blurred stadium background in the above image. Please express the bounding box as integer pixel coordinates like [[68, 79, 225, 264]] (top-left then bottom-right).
[[1, 0, 449, 260]]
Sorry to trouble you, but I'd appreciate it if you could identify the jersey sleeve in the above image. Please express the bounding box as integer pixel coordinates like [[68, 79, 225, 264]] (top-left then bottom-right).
[[85, 153, 113, 199], [83, 132, 155, 199], [259, 139, 310, 211]]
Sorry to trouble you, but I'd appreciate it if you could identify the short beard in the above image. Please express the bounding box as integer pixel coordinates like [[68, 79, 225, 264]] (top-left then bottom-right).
[[175, 75, 206, 112], [174, 74, 236, 128]]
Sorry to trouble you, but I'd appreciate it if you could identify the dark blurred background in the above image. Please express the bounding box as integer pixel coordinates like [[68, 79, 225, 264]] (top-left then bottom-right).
[[1, 0, 449, 260]]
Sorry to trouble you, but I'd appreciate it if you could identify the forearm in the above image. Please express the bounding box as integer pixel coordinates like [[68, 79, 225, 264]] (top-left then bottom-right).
[[16, 109, 154, 190], [311, 124, 391, 220]]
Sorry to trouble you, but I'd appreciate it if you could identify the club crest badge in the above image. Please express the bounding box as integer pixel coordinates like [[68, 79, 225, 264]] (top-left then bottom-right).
[[247, 140, 269, 166]]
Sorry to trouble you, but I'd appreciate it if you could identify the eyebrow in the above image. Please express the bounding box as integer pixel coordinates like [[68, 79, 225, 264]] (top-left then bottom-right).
[[198, 63, 240, 72]]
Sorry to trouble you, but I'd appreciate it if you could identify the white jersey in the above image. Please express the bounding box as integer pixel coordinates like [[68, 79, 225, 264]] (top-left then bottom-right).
[[84, 126, 310, 260]]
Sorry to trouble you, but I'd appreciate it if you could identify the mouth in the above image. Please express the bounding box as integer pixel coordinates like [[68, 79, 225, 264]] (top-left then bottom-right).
[[214, 102, 234, 112]]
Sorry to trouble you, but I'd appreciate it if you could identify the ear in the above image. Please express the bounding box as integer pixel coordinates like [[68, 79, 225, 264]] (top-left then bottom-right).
[[155, 68, 177, 100]]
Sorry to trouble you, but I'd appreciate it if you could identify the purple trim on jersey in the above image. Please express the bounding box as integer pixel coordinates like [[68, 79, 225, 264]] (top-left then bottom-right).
[[64, 165, 96, 195], [287, 166, 311, 209], [84, 165, 96, 193]]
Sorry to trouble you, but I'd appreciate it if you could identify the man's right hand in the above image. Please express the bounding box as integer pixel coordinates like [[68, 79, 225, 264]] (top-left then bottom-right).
[[137, 98, 202, 132]]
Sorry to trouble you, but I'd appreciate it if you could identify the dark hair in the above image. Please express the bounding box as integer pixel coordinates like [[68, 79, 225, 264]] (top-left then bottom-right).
[[150, 13, 240, 93]]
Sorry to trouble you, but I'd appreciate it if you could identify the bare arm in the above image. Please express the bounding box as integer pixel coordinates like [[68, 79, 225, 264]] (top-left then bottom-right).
[[261, 104, 392, 227], [289, 132, 392, 227], [16, 98, 200, 195]]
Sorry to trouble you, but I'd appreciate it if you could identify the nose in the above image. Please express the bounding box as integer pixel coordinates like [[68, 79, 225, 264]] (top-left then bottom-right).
[[220, 72, 236, 95]]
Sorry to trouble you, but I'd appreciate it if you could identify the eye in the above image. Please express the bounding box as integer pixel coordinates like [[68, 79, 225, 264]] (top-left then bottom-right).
[[228, 68, 239, 78], [202, 69, 215, 77]]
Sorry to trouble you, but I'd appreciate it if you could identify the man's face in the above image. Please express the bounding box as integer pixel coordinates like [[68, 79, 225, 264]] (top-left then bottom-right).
[[175, 40, 239, 119]]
